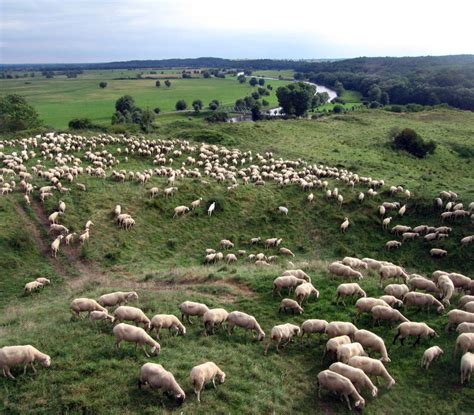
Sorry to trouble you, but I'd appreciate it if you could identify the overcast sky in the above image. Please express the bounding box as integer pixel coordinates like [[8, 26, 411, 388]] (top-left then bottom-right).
[[1, 0, 473, 63]]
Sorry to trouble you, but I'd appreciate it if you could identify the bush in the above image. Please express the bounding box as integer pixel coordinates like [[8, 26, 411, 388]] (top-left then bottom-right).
[[153, 107, 161, 114], [99, 82, 107, 88], [205, 112, 228, 123], [369, 101, 380, 109], [0, 94, 42, 132], [333, 104, 344, 114], [390, 128, 436, 158], [175, 100, 187, 111], [69, 118, 95, 129]]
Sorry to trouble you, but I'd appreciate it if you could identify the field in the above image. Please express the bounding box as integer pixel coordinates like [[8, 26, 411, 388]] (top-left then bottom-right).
[[0, 70, 290, 129], [1, 109, 474, 414]]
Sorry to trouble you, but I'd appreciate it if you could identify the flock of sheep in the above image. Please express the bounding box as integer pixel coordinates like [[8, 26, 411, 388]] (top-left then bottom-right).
[[1, 132, 473, 410]]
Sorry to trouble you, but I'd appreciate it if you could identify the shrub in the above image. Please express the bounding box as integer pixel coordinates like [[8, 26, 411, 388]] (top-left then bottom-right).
[[390, 128, 436, 158], [205, 112, 229, 123], [175, 100, 187, 111], [153, 107, 161, 114], [0, 94, 42, 132], [333, 104, 344, 114], [369, 101, 380, 109], [69, 118, 95, 129], [99, 82, 107, 88]]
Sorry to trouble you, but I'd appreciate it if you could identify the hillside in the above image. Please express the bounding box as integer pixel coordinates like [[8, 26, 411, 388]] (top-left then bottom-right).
[[1, 109, 473, 414]]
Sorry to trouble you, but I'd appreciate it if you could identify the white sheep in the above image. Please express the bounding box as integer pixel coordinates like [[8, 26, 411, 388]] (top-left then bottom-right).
[[264, 323, 300, 355], [150, 314, 186, 339], [114, 306, 151, 330], [328, 362, 378, 398], [226, 253, 237, 263], [403, 292, 444, 313], [70, 298, 107, 318], [447, 310, 474, 331], [90, 310, 115, 323], [384, 283, 409, 299], [35, 277, 50, 285], [379, 295, 403, 308], [393, 322, 438, 346], [438, 275, 455, 305], [113, 323, 160, 357], [336, 283, 366, 304], [342, 257, 368, 270], [421, 346, 443, 369], [340, 217, 350, 233], [208, 202, 216, 216], [328, 262, 363, 280], [457, 322, 474, 334], [279, 247, 295, 257], [190, 362, 225, 402], [372, 305, 410, 326], [295, 282, 319, 304], [460, 352, 474, 384], [325, 322, 358, 339], [355, 297, 390, 318], [300, 319, 328, 344], [354, 329, 391, 363], [337, 342, 367, 364], [220, 239, 234, 249], [24, 281, 43, 294], [382, 217, 392, 229], [278, 206, 288, 215], [98, 291, 139, 307], [408, 275, 439, 294], [282, 269, 311, 282], [50, 235, 64, 258], [227, 311, 265, 341], [385, 240, 402, 251], [379, 265, 408, 286], [454, 333, 474, 357], [0, 345, 51, 380], [191, 197, 202, 209], [348, 356, 396, 388], [173, 205, 189, 218], [139, 363, 185, 404], [272, 275, 305, 296], [317, 369, 365, 411], [279, 298, 304, 315], [430, 248, 448, 258], [179, 301, 209, 324], [203, 308, 229, 336]]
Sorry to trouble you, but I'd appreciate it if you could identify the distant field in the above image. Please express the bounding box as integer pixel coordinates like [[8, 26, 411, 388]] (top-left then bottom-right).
[[252, 69, 295, 79], [0, 71, 289, 128]]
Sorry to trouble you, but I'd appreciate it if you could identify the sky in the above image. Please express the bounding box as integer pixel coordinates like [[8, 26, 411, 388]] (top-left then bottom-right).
[[1, 0, 473, 64]]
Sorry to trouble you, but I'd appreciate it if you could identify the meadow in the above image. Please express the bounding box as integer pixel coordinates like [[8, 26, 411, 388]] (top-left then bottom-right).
[[1, 109, 473, 414], [0, 70, 289, 129]]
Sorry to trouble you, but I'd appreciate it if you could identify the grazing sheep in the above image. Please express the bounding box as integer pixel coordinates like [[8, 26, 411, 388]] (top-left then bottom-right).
[[379, 295, 403, 308], [98, 291, 138, 307], [139, 363, 185, 404], [70, 298, 107, 318], [385, 240, 402, 251], [0, 345, 51, 380], [300, 319, 329, 344], [278, 206, 288, 215], [382, 217, 392, 230], [251, 237, 261, 245], [323, 335, 352, 359], [264, 323, 300, 355], [454, 333, 474, 357], [461, 235, 474, 246], [264, 237, 282, 248], [408, 276, 439, 294], [48, 211, 61, 224], [328, 262, 363, 280], [355, 297, 390, 318], [35, 277, 50, 285], [430, 248, 447, 258], [402, 232, 419, 242], [50, 235, 64, 258], [348, 356, 396, 388], [90, 310, 115, 323], [336, 283, 366, 304], [150, 314, 186, 339], [325, 322, 358, 339], [295, 282, 319, 304], [203, 308, 229, 336], [220, 239, 234, 249], [354, 330, 391, 362], [337, 343, 367, 364], [372, 305, 410, 326], [226, 253, 237, 263], [342, 257, 368, 270], [79, 230, 90, 243], [191, 198, 202, 209], [403, 292, 444, 314], [279, 247, 295, 257], [227, 311, 265, 341], [340, 217, 350, 233], [279, 298, 304, 314], [24, 281, 43, 294], [438, 275, 455, 305], [449, 273, 472, 292], [282, 269, 311, 282], [447, 310, 474, 331], [393, 322, 438, 346], [457, 322, 474, 334], [179, 301, 209, 324], [328, 362, 378, 398], [421, 346, 444, 369], [190, 362, 225, 403], [272, 276, 305, 296], [460, 352, 474, 384], [317, 370, 365, 411], [114, 306, 151, 330], [49, 224, 69, 234], [113, 323, 160, 357], [173, 205, 189, 218], [379, 265, 408, 286], [460, 296, 474, 308]]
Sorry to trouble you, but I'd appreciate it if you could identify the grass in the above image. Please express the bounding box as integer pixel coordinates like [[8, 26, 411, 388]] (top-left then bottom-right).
[[1, 108, 473, 413], [0, 70, 289, 129]]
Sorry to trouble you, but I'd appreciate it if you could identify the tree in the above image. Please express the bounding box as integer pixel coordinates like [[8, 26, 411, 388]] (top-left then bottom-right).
[[0, 94, 41, 132], [175, 100, 187, 111], [262, 99, 269, 106], [205, 111, 229, 123], [115, 95, 135, 114], [249, 77, 258, 87], [99, 82, 107, 89], [381, 92, 390, 105], [258, 78, 265, 86], [276, 82, 315, 116], [140, 109, 155, 132], [208, 99, 219, 111], [237, 75, 246, 84], [155, 80, 161, 87], [267, 84, 273, 90], [251, 91, 260, 100], [202, 71, 210, 78], [154, 107, 161, 114], [69, 118, 95, 129], [390, 128, 436, 158], [251, 105, 262, 121], [164, 80, 171, 87], [367, 85, 382, 103], [333, 104, 344, 113], [192, 99, 203, 112], [235, 98, 246, 111]]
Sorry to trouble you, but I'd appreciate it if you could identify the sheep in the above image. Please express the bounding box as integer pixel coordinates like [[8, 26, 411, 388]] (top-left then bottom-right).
[[295, 282, 319, 304], [90, 310, 115, 323], [279, 298, 304, 315], [0, 345, 51, 380], [226, 253, 237, 264], [149, 187, 160, 198], [392, 225, 411, 235], [173, 205, 189, 218], [402, 232, 419, 242], [150, 314, 186, 339], [85, 220, 94, 230], [307, 193, 314, 203], [208, 202, 216, 216], [300, 319, 328, 344], [457, 322, 474, 334], [70, 298, 107, 318], [336, 283, 366, 305], [35, 277, 50, 286], [279, 247, 295, 257], [408, 275, 439, 294], [355, 297, 390, 318], [447, 310, 474, 331], [48, 211, 61, 224], [460, 352, 474, 384], [430, 248, 448, 258], [328, 362, 378, 398], [49, 224, 69, 234], [255, 260, 270, 267], [264, 323, 300, 355], [191, 197, 202, 209], [114, 306, 151, 330], [265, 237, 282, 248], [323, 335, 352, 359], [337, 342, 367, 364], [421, 346, 444, 369], [50, 234, 64, 258], [379, 265, 408, 286], [24, 281, 43, 294], [113, 323, 160, 357], [372, 305, 410, 326], [398, 204, 407, 216], [227, 311, 265, 341], [403, 292, 444, 313], [138, 363, 185, 404], [379, 295, 403, 308], [98, 291, 139, 307], [79, 230, 90, 243], [342, 257, 368, 270], [454, 333, 474, 357], [220, 239, 234, 249], [348, 356, 396, 388], [278, 206, 288, 215], [449, 273, 472, 291], [282, 269, 311, 282], [77, 183, 86, 191], [438, 275, 455, 305], [325, 322, 358, 340], [203, 308, 229, 336], [272, 275, 305, 296], [340, 217, 350, 233], [382, 217, 392, 229], [354, 329, 391, 363], [179, 301, 209, 324], [461, 235, 474, 246], [392, 322, 438, 346], [316, 370, 365, 411], [328, 262, 363, 280], [250, 237, 261, 245], [385, 240, 402, 251], [190, 362, 225, 403], [58, 200, 66, 213], [459, 296, 474, 308]]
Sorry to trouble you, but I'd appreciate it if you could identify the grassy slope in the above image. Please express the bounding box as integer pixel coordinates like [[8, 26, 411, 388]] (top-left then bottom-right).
[[0, 73, 288, 129], [1, 109, 473, 414]]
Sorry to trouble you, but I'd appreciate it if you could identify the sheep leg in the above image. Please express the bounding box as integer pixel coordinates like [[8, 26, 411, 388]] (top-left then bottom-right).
[[5, 369, 15, 380], [413, 336, 421, 347], [114, 339, 121, 350], [23, 365, 28, 375], [344, 394, 351, 411], [195, 389, 201, 403], [264, 341, 271, 356], [392, 332, 400, 345], [142, 345, 150, 358], [212, 377, 217, 389], [30, 362, 37, 374]]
